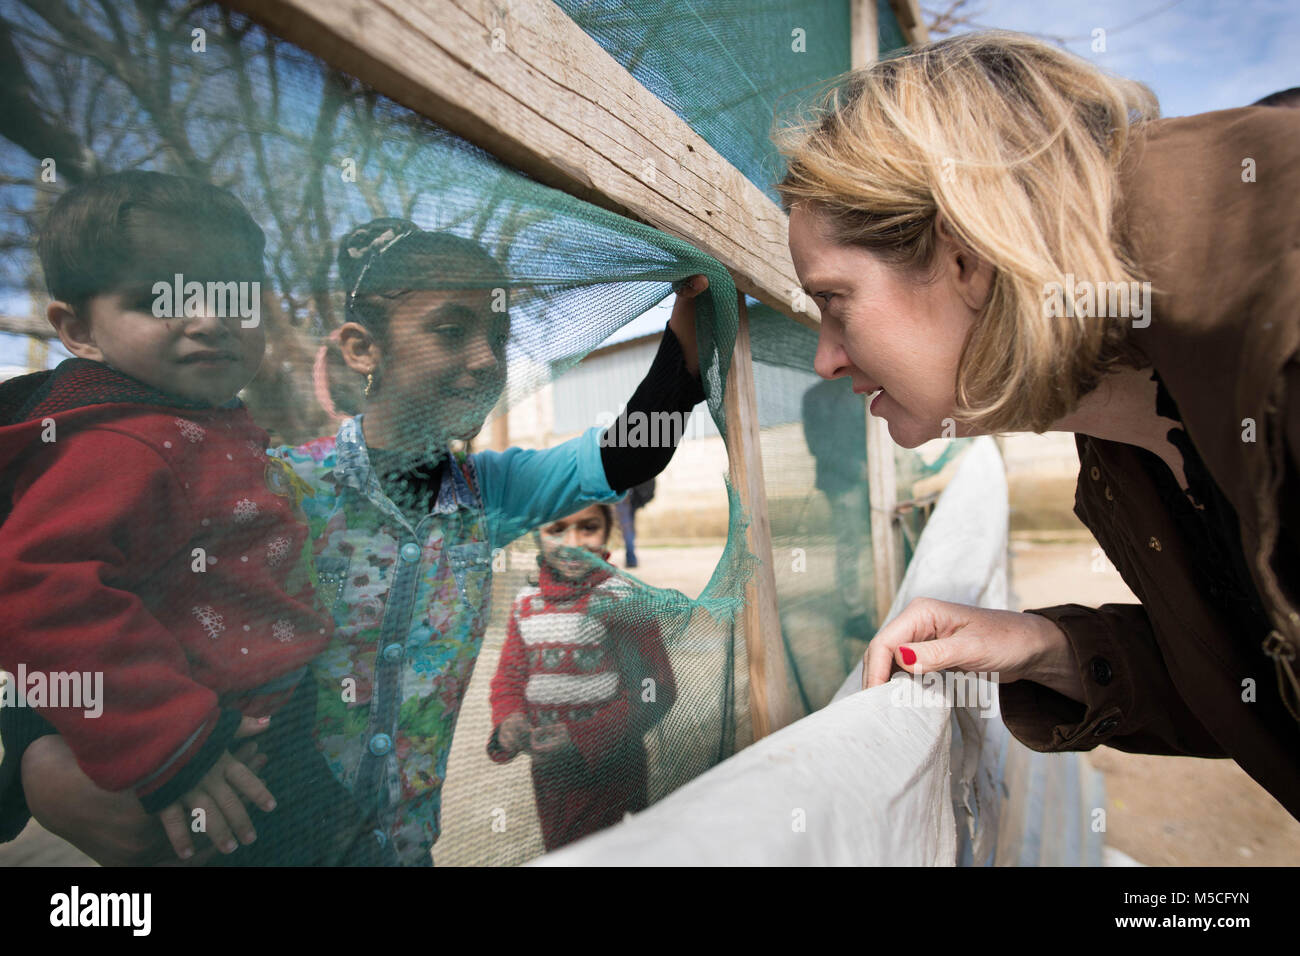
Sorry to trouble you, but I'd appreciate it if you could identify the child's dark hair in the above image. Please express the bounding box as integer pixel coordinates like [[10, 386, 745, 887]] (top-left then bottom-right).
[[337, 218, 510, 345], [37, 170, 266, 316], [594, 503, 615, 542]]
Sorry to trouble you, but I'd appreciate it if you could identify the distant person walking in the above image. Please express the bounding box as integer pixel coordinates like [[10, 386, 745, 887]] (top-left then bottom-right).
[[801, 378, 871, 641], [614, 478, 655, 568]]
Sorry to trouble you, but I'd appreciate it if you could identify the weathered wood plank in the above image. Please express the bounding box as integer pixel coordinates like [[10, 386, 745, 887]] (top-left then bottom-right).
[[851, 0, 880, 70], [724, 294, 795, 739], [0, 314, 56, 339], [888, 0, 932, 46], [220, 0, 821, 330]]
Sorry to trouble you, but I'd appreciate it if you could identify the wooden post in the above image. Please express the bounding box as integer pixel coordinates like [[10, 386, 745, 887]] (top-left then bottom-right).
[[850, 0, 879, 70], [491, 406, 509, 452], [724, 293, 793, 740], [850, 2, 903, 624], [25, 335, 48, 373], [887, 0, 932, 46], [867, 415, 902, 625]]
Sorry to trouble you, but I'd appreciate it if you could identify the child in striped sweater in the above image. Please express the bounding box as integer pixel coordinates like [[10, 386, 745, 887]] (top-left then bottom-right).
[[486, 503, 676, 850]]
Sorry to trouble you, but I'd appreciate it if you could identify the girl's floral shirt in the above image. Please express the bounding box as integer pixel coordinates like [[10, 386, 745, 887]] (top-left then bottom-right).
[[272, 415, 618, 865]]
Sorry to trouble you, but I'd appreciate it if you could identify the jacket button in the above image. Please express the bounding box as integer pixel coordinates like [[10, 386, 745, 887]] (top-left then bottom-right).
[[400, 542, 421, 563], [1090, 466, 1100, 481], [1148, 536, 1162, 551], [1094, 717, 1119, 736], [1104, 486, 1114, 501], [383, 642, 404, 663], [368, 733, 393, 756], [1090, 657, 1113, 686]]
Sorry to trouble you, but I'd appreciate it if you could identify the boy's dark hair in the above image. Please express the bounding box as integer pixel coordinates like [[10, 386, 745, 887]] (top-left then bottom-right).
[[337, 217, 510, 345], [37, 170, 266, 316]]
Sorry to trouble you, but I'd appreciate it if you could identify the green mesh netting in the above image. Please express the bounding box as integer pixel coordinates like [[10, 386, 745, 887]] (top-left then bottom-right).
[[555, 0, 908, 202], [0, 0, 950, 867], [745, 302, 967, 716]]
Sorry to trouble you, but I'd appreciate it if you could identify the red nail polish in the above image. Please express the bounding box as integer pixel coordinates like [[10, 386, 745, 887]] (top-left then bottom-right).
[[899, 646, 916, 666]]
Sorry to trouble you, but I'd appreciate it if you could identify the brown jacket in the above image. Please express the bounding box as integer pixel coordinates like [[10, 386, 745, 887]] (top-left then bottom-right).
[[999, 105, 1300, 819]]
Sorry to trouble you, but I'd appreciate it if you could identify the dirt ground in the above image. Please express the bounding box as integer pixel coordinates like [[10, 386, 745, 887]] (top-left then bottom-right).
[[1009, 534, 1300, 866]]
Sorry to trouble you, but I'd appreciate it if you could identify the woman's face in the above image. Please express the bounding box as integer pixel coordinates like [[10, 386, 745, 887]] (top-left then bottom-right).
[[377, 288, 509, 443], [788, 204, 983, 448]]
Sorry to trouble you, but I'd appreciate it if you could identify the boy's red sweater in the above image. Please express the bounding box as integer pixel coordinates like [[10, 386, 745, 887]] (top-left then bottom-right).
[[487, 560, 676, 770], [0, 360, 331, 808]]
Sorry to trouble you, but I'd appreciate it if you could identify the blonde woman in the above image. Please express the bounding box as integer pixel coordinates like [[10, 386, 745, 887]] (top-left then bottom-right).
[[776, 31, 1300, 818]]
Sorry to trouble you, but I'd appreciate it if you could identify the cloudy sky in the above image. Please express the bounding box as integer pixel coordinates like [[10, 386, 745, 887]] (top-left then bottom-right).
[[941, 0, 1298, 116]]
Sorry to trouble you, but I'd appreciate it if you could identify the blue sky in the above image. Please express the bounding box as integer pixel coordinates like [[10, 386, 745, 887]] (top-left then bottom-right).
[[945, 0, 1298, 116]]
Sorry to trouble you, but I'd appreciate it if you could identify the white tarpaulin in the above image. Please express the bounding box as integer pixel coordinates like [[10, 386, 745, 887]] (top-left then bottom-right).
[[534, 437, 1107, 866]]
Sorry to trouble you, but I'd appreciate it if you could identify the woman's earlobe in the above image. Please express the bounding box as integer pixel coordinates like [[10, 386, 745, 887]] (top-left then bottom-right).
[[954, 249, 995, 312]]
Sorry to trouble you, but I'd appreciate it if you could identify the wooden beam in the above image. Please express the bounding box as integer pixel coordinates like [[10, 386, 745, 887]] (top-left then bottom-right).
[[888, 0, 932, 47], [850, 0, 880, 70], [221, 0, 820, 332], [0, 314, 56, 339], [724, 293, 794, 739]]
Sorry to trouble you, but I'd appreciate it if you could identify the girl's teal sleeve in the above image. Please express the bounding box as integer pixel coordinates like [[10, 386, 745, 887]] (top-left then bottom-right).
[[472, 427, 623, 548]]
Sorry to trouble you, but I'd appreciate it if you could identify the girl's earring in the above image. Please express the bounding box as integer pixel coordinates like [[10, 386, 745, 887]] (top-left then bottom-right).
[[364, 372, 375, 398]]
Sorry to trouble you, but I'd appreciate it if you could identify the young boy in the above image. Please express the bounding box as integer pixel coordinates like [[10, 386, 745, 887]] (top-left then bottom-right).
[[486, 503, 677, 850], [0, 171, 374, 864]]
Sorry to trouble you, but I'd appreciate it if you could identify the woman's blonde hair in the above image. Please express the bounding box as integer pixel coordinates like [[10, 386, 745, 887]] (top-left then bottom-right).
[[774, 31, 1159, 432]]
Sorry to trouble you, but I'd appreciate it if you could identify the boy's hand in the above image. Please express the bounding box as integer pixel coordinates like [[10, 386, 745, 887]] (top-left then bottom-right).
[[157, 716, 276, 861], [23, 734, 268, 867], [529, 723, 573, 767], [497, 713, 532, 754], [668, 274, 708, 378]]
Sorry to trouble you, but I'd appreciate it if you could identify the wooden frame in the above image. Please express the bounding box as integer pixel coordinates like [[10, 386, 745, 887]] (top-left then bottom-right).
[[222, 0, 819, 332]]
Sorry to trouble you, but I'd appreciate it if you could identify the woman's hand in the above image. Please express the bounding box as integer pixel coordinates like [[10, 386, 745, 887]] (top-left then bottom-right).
[[667, 274, 708, 378], [21, 733, 268, 867], [862, 597, 1086, 702]]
